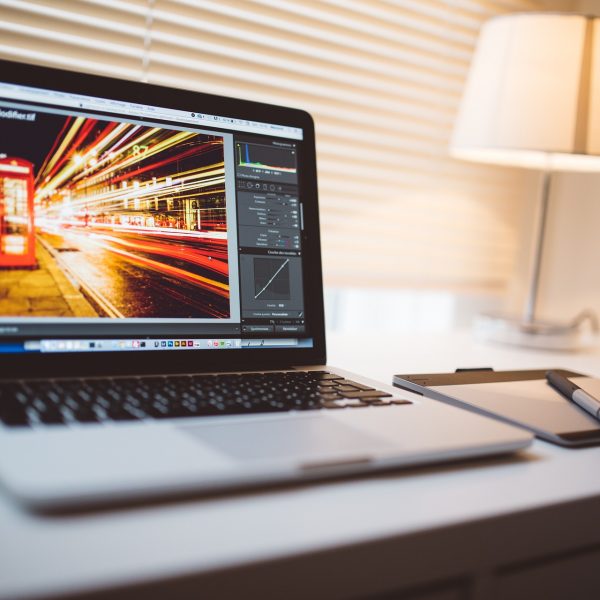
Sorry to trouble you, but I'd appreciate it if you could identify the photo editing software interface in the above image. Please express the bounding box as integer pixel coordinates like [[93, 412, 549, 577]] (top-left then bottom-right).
[[0, 79, 312, 354]]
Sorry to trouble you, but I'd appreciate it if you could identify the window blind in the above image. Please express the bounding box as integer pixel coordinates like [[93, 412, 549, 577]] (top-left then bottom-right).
[[0, 0, 567, 289], [0, 0, 149, 78]]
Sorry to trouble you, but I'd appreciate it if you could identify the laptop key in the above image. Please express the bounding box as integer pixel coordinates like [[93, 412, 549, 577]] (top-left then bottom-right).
[[107, 407, 139, 421], [344, 382, 375, 391], [317, 392, 343, 401], [0, 397, 29, 426], [73, 407, 100, 423], [37, 408, 65, 425], [335, 385, 362, 393], [310, 373, 344, 380], [321, 401, 345, 409], [340, 399, 370, 408]]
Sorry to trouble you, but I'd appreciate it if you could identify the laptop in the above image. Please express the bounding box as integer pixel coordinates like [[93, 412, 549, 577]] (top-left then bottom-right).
[[0, 60, 532, 511]]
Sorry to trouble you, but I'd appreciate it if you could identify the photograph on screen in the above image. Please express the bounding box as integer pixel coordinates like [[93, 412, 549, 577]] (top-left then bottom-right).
[[0, 107, 231, 319]]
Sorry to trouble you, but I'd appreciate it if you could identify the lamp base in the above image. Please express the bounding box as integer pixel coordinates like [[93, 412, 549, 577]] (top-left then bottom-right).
[[473, 312, 598, 351]]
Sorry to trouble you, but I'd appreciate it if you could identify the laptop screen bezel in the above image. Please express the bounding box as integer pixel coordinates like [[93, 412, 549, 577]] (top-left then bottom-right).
[[0, 59, 326, 377]]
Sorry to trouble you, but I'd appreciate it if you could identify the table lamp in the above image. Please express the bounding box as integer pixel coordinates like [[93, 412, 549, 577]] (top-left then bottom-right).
[[451, 12, 600, 350]]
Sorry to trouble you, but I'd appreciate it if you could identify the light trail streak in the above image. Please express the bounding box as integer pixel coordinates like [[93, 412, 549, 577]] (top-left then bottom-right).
[[37, 219, 227, 241], [72, 121, 130, 177], [90, 232, 229, 276], [71, 127, 162, 186], [100, 123, 140, 155], [87, 237, 229, 298], [47, 119, 99, 183], [36, 116, 75, 185], [36, 116, 84, 186]]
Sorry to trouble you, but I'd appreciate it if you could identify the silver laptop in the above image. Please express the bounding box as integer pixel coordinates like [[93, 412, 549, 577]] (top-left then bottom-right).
[[0, 60, 532, 511]]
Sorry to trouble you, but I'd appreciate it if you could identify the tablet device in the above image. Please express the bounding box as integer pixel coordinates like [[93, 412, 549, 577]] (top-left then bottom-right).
[[393, 369, 600, 447]]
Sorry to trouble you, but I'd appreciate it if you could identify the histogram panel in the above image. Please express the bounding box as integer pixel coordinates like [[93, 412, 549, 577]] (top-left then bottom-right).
[[235, 142, 298, 184]]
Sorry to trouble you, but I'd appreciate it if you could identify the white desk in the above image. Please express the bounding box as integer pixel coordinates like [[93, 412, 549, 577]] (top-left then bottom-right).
[[2, 332, 600, 600]]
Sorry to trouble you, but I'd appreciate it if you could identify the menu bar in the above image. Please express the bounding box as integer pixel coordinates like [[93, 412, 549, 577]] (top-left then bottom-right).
[[0, 82, 303, 140]]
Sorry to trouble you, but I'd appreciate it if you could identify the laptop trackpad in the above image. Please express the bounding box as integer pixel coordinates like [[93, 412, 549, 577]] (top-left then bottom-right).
[[180, 416, 393, 462]]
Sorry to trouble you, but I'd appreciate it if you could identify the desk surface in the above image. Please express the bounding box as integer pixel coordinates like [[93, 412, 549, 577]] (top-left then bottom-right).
[[3, 331, 600, 599]]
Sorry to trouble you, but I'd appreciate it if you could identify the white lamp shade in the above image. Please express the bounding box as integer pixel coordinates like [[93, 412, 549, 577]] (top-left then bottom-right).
[[451, 13, 600, 172]]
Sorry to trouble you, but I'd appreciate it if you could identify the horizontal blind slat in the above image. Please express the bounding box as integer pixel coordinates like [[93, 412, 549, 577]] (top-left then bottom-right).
[[0, 0, 148, 35], [0, 0, 147, 76]]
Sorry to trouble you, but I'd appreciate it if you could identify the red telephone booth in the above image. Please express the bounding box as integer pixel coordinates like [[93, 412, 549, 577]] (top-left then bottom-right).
[[0, 157, 36, 267]]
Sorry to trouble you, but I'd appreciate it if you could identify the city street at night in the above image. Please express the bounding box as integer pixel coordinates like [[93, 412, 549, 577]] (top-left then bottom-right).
[[1, 108, 232, 319]]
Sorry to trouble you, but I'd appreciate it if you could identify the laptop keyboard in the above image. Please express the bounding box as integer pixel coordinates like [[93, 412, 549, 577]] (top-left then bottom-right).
[[0, 371, 410, 427]]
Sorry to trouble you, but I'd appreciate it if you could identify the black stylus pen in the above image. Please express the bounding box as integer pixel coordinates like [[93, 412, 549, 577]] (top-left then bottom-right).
[[546, 370, 600, 421]]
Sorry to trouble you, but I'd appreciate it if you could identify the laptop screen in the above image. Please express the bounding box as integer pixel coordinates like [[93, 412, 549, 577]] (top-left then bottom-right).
[[0, 75, 313, 356]]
